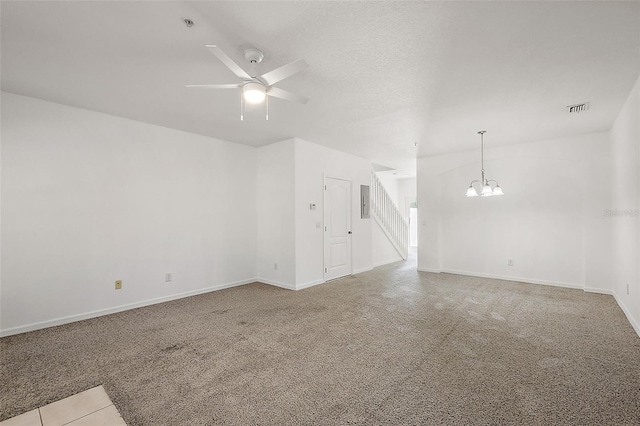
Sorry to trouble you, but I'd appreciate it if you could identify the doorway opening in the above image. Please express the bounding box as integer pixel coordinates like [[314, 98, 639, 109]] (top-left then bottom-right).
[[409, 201, 418, 249]]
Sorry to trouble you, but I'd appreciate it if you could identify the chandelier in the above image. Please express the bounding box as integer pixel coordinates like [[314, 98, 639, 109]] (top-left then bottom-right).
[[465, 131, 504, 197]]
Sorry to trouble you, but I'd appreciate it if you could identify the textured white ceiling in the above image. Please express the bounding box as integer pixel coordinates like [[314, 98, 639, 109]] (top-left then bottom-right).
[[2, 1, 639, 176]]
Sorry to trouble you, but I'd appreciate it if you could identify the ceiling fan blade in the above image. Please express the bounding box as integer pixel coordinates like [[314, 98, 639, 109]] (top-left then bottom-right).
[[260, 59, 308, 86], [206, 45, 252, 80], [186, 84, 241, 89], [267, 86, 309, 104]]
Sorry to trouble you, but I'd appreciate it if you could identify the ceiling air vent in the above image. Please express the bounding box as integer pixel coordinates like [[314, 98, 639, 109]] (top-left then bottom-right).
[[567, 102, 590, 114]]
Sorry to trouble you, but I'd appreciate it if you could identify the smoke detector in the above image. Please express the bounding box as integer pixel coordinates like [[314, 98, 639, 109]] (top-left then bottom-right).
[[567, 102, 590, 114]]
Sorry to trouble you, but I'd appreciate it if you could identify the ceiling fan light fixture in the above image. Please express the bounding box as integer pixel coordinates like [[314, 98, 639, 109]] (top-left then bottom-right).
[[188, 45, 308, 119], [243, 82, 266, 104]]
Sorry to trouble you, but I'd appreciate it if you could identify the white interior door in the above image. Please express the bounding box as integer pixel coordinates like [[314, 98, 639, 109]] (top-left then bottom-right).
[[324, 177, 352, 280]]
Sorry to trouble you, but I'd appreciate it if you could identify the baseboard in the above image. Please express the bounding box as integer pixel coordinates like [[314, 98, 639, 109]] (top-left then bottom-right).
[[353, 266, 373, 275], [440, 269, 584, 290], [373, 258, 403, 268], [0, 278, 255, 337], [256, 278, 296, 291], [295, 279, 325, 291], [611, 291, 640, 338], [417, 267, 441, 273], [584, 287, 613, 295], [419, 268, 614, 296]]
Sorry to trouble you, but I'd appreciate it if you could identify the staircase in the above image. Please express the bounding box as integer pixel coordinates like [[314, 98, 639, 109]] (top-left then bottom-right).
[[370, 172, 409, 259]]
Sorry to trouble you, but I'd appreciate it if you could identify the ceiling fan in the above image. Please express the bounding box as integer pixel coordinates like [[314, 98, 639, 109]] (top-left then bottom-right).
[[187, 45, 309, 120]]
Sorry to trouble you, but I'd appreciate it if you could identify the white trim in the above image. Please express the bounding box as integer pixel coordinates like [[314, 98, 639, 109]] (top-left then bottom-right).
[[353, 266, 373, 275], [612, 291, 640, 338], [323, 172, 327, 282], [260, 278, 326, 291], [373, 258, 403, 268], [295, 279, 325, 291], [422, 269, 618, 296], [584, 287, 613, 295], [257, 278, 296, 291], [417, 267, 441, 273], [0, 278, 254, 337], [439, 269, 583, 289]]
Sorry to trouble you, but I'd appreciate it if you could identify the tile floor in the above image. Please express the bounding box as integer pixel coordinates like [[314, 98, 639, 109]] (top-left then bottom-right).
[[0, 386, 126, 426]]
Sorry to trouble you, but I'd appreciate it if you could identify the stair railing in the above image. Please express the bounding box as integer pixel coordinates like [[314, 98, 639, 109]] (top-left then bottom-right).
[[370, 172, 409, 259]]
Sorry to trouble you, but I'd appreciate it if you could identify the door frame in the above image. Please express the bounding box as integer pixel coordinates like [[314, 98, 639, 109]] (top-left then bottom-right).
[[405, 197, 418, 248]]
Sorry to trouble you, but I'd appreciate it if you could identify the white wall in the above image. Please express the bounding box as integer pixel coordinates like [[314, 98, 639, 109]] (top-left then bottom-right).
[[372, 221, 403, 267], [1, 92, 257, 336], [294, 138, 373, 286], [256, 139, 296, 289], [0, 95, 378, 335], [417, 132, 611, 292], [610, 75, 640, 335], [397, 178, 417, 220], [255, 138, 374, 290]]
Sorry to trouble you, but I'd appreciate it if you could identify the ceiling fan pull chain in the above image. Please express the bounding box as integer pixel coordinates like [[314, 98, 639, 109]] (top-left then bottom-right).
[[240, 89, 244, 121], [266, 93, 269, 121]]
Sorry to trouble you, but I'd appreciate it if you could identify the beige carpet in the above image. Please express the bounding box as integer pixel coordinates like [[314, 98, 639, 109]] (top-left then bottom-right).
[[2, 256, 639, 425]]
